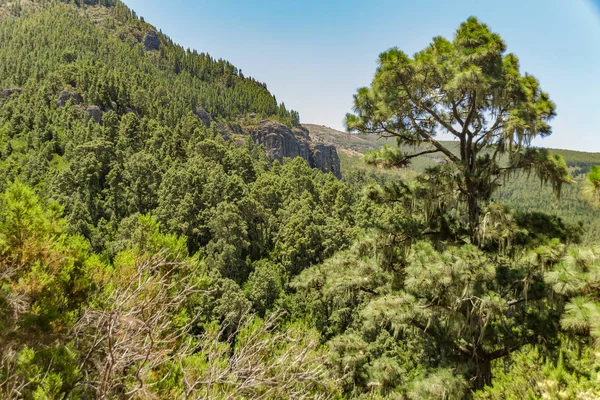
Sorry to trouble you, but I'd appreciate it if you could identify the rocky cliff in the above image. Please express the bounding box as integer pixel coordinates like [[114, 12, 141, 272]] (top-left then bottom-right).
[[143, 30, 161, 51], [249, 121, 341, 178]]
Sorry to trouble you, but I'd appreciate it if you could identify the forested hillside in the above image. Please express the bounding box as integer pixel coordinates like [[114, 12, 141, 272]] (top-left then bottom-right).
[[0, 1, 352, 397], [0, 0, 320, 252], [0, 0, 299, 123], [1, 1, 600, 399]]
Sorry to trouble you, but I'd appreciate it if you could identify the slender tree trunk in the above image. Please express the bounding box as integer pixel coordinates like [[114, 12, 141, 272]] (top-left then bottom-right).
[[467, 180, 480, 243], [464, 137, 481, 243], [475, 355, 492, 390]]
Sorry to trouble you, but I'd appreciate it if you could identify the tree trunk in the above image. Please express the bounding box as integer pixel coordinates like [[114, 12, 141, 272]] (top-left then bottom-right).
[[475, 356, 492, 390], [467, 181, 480, 243]]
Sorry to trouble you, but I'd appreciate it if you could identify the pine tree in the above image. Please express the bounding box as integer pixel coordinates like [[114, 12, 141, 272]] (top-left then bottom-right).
[[346, 17, 571, 240]]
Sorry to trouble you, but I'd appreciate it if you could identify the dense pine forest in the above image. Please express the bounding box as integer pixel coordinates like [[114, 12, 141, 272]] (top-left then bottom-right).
[[1, 1, 600, 399]]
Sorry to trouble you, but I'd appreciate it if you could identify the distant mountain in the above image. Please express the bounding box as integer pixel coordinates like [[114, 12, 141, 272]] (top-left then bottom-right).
[[303, 124, 600, 176], [304, 124, 457, 176], [302, 124, 371, 157]]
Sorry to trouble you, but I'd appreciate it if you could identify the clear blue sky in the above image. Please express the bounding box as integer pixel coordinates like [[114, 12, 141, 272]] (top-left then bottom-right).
[[123, 0, 600, 151]]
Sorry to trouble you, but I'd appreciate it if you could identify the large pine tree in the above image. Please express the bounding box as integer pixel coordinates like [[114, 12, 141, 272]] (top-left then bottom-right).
[[346, 17, 571, 239]]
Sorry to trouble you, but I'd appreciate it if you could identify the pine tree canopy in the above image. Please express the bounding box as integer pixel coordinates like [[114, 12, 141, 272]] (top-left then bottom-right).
[[346, 17, 572, 238]]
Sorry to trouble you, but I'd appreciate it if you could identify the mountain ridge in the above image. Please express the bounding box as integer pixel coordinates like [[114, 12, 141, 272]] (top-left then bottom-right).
[[303, 123, 600, 168]]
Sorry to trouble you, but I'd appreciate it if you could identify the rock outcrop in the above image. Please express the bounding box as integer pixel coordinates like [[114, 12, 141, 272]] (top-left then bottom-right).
[[194, 106, 212, 128], [311, 143, 341, 178], [143, 30, 160, 51], [1, 88, 22, 101], [250, 121, 311, 162], [57, 90, 83, 107], [124, 107, 138, 116], [250, 121, 341, 178], [86, 105, 103, 123]]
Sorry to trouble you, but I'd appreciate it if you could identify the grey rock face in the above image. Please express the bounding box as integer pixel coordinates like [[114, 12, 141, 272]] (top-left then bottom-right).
[[194, 106, 212, 128], [124, 107, 138, 116], [311, 143, 342, 178], [86, 106, 103, 123], [1, 88, 22, 101], [250, 121, 311, 162], [250, 121, 341, 178], [143, 30, 160, 51], [57, 90, 83, 107]]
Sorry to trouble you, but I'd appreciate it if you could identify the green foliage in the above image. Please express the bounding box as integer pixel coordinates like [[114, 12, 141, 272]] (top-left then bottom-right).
[[2, 2, 600, 399], [244, 259, 284, 316], [0, 177, 345, 398], [346, 17, 570, 239], [475, 345, 600, 399], [288, 154, 596, 396], [547, 246, 600, 349], [310, 124, 600, 246], [0, 181, 97, 398], [407, 369, 468, 400], [582, 165, 600, 208], [0, 181, 95, 337]]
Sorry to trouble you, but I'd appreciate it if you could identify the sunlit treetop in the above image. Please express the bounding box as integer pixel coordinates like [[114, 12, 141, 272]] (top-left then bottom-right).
[[347, 17, 571, 238]]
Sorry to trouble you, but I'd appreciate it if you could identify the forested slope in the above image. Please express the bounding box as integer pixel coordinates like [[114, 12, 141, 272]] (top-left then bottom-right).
[[0, 2, 356, 396], [0, 0, 329, 256], [0, 0, 299, 124]]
